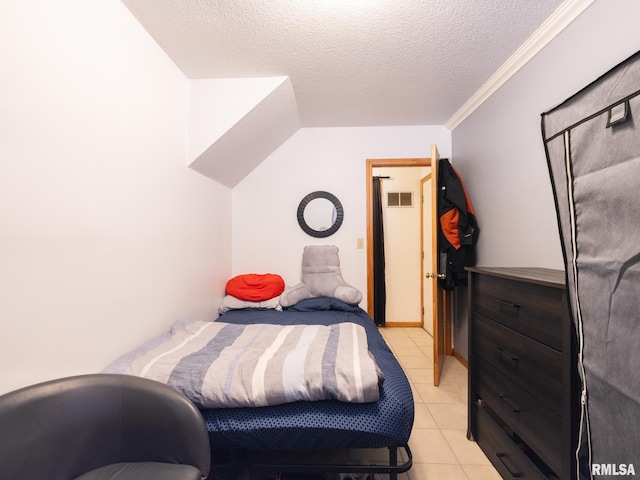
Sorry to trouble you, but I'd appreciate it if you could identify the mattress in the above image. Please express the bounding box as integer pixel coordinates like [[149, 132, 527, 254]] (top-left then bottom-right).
[[201, 297, 414, 451]]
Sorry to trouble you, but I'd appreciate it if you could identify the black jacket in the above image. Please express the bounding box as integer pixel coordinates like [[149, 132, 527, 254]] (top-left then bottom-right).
[[438, 159, 479, 290]]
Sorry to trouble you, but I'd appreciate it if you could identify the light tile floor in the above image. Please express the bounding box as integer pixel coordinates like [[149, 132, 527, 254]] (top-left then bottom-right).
[[377, 326, 502, 480]]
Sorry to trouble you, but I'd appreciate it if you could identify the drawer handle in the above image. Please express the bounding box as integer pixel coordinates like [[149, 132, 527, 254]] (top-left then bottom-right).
[[496, 453, 523, 478], [496, 299, 520, 309], [499, 394, 521, 413], [496, 347, 519, 364]]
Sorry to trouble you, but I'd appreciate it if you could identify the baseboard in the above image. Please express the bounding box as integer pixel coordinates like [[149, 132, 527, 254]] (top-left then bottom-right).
[[452, 350, 468, 369], [381, 322, 423, 328]]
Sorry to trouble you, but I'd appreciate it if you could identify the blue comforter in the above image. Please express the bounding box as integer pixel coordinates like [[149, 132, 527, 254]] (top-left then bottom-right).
[[203, 297, 414, 451]]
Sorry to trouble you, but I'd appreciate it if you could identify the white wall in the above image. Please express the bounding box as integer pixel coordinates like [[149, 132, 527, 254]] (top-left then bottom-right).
[[0, 0, 232, 394], [450, 0, 640, 358], [231, 126, 451, 310], [452, 0, 640, 269]]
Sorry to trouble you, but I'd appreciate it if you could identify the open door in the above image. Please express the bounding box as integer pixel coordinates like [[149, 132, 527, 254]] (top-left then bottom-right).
[[428, 144, 446, 386], [420, 173, 433, 335]]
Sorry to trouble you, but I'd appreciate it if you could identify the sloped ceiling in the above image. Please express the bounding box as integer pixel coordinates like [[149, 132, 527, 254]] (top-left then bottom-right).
[[188, 77, 300, 187], [120, 0, 588, 186]]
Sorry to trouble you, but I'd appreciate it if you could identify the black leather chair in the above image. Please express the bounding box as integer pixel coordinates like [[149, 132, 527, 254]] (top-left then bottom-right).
[[0, 374, 211, 480]]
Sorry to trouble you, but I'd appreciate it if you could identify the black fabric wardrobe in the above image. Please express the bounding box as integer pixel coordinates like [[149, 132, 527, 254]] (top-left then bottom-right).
[[541, 49, 640, 480]]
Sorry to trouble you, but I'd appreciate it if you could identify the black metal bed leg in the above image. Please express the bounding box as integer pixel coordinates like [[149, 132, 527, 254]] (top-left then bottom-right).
[[389, 446, 398, 480]]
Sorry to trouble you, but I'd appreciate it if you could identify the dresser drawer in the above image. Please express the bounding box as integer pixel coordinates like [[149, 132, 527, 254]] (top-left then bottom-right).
[[475, 404, 550, 480], [476, 356, 562, 475], [474, 313, 563, 412], [472, 273, 565, 351]]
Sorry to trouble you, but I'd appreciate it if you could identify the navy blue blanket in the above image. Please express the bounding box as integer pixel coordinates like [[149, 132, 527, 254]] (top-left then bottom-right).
[[202, 297, 414, 451]]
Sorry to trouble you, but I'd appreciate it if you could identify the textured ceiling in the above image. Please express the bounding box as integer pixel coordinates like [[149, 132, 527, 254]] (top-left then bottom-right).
[[120, 0, 566, 127]]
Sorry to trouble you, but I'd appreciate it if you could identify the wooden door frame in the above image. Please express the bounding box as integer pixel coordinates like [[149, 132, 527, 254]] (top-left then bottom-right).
[[366, 158, 431, 322]]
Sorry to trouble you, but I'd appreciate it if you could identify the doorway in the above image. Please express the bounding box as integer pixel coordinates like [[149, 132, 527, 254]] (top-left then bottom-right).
[[366, 158, 431, 329]]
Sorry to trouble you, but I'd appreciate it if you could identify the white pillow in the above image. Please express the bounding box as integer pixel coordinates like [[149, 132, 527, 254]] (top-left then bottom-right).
[[218, 295, 282, 314]]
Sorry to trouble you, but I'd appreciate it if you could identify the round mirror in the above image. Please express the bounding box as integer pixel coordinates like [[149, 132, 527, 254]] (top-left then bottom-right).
[[297, 191, 343, 238]]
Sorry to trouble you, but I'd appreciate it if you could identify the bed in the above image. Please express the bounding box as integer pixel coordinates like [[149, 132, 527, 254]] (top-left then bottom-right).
[[104, 296, 414, 479]]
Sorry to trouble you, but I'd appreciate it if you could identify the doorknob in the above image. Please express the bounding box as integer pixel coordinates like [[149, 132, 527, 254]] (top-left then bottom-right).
[[426, 273, 446, 279]]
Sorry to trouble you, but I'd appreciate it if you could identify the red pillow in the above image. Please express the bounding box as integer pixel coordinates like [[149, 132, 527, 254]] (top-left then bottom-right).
[[226, 273, 285, 302]]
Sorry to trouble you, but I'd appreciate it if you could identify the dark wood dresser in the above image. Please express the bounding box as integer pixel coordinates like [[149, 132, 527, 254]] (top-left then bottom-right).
[[467, 267, 577, 480]]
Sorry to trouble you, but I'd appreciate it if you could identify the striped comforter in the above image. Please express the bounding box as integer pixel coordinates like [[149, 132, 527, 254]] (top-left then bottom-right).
[[123, 320, 383, 408]]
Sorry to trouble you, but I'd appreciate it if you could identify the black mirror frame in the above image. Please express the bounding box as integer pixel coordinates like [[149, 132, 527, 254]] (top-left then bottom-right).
[[297, 191, 344, 238]]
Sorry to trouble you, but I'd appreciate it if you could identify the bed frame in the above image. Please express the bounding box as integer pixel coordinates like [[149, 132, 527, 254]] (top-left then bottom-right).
[[210, 445, 412, 480]]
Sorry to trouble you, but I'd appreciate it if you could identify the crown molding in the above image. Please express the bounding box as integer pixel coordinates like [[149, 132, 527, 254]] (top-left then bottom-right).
[[445, 0, 596, 131]]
